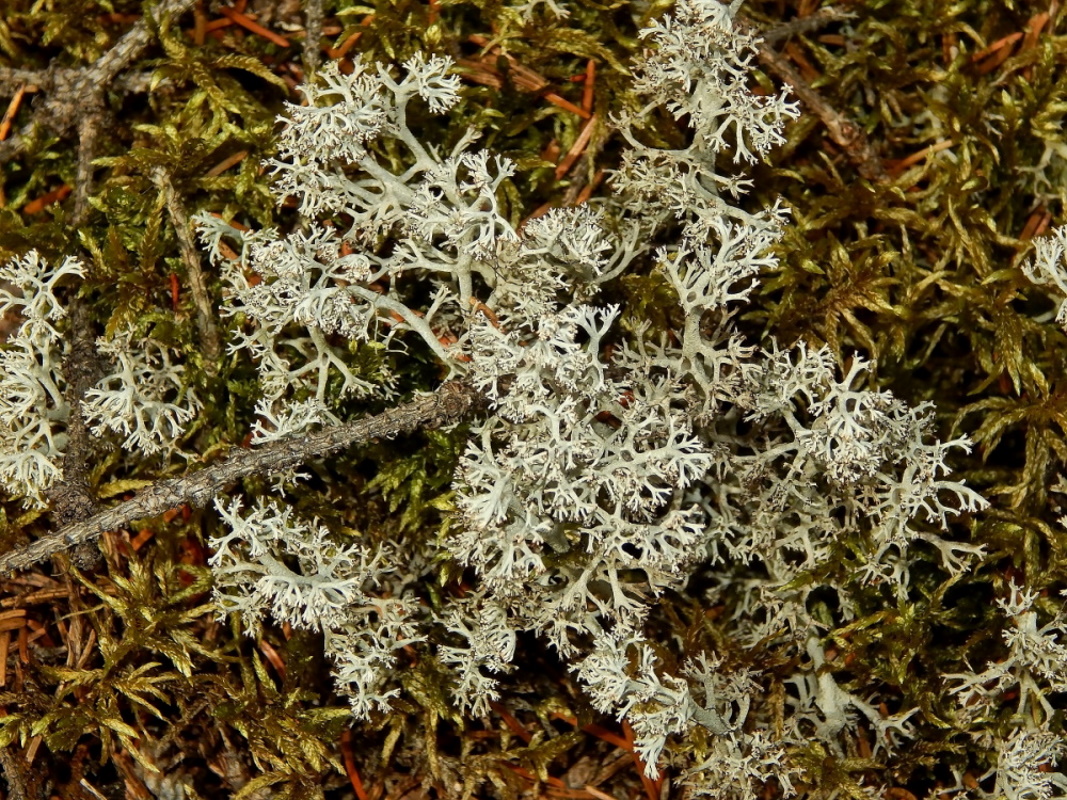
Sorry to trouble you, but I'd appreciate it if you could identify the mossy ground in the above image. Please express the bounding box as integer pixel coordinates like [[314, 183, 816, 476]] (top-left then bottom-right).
[[0, 0, 1065, 798]]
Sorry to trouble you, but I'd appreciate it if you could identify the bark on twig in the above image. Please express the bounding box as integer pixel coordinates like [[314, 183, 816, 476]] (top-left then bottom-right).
[[761, 8, 854, 45], [44, 301, 107, 569], [0, 381, 485, 574], [155, 168, 222, 370], [740, 8, 887, 182], [756, 41, 888, 182], [45, 302, 104, 528], [0, 744, 41, 800], [0, 0, 198, 213], [303, 0, 325, 74], [72, 108, 105, 224]]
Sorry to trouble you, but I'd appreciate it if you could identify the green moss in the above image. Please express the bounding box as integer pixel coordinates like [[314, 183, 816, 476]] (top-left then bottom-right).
[[2, 0, 1067, 796]]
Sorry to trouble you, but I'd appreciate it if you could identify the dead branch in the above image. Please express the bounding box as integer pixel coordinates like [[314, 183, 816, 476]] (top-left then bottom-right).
[[739, 8, 887, 182], [44, 304, 104, 525], [761, 8, 854, 45], [155, 168, 222, 370], [0, 381, 485, 575], [755, 39, 888, 182], [303, 0, 325, 74], [0, 0, 198, 218]]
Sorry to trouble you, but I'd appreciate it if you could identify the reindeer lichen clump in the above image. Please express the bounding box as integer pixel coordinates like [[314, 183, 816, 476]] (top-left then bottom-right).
[[8, 1, 1052, 796]]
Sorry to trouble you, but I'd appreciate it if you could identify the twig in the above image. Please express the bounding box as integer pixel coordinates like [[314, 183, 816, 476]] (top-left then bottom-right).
[[73, 108, 105, 224], [737, 9, 885, 181], [0, 381, 485, 574], [0, 134, 25, 163], [760, 8, 853, 45], [44, 301, 106, 568], [755, 39, 888, 181], [96, 0, 195, 84], [0, 0, 197, 204], [45, 303, 103, 521], [303, 0, 324, 74], [113, 69, 163, 95], [0, 745, 37, 800], [0, 69, 45, 94], [154, 168, 222, 371]]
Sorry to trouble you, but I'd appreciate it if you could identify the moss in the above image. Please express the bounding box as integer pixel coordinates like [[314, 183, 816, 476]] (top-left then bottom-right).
[[1, 0, 1066, 797]]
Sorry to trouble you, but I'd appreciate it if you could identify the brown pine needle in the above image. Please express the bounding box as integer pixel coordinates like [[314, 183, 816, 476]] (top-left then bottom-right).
[[17, 625, 28, 664], [555, 114, 597, 180], [470, 297, 501, 328], [206, 149, 248, 176], [524, 202, 552, 225], [209, 211, 250, 231], [326, 30, 362, 59], [1020, 209, 1053, 241], [622, 720, 662, 800], [572, 169, 605, 206], [0, 610, 27, 633], [217, 7, 291, 47], [341, 729, 371, 800], [551, 713, 630, 750], [1023, 12, 1050, 50], [463, 35, 590, 118], [489, 700, 533, 743], [582, 59, 595, 114], [203, 17, 234, 33], [972, 31, 1023, 74], [544, 91, 591, 119], [0, 85, 27, 141], [886, 139, 954, 176], [504, 764, 573, 792], [22, 184, 72, 214], [192, 0, 207, 45], [258, 639, 286, 679], [130, 528, 156, 551], [784, 41, 820, 82], [1, 588, 66, 609], [972, 31, 1024, 62]]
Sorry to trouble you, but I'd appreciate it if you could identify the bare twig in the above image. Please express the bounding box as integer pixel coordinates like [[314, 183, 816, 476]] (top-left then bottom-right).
[[0, 744, 39, 800], [303, 0, 325, 74], [155, 168, 222, 370], [72, 108, 105, 224], [45, 302, 103, 528], [0, 0, 198, 218], [44, 301, 106, 569], [736, 9, 886, 181], [761, 8, 854, 45], [7, 0, 195, 139], [0, 381, 485, 574], [755, 40, 888, 182], [0, 69, 44, 94], [96, 0, 196, 84]]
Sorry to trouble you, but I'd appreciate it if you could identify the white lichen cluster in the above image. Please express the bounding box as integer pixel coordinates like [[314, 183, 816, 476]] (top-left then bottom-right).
[[195, 1, 998, 794], [9, 0, 1067, 796], [0, 252, 200, 505]]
